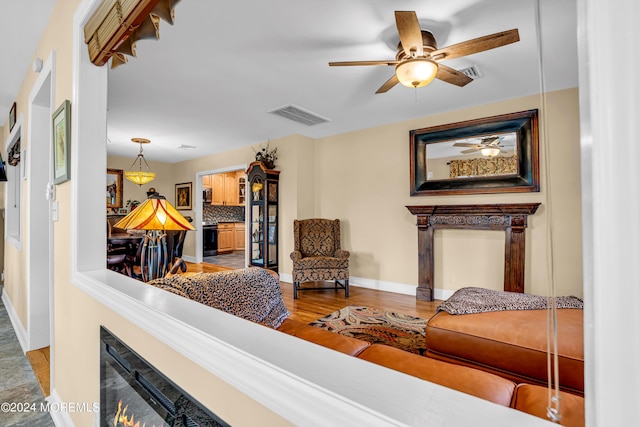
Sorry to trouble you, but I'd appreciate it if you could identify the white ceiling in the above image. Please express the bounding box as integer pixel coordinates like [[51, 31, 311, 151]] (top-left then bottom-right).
[[2, 0, 578, 164], [0, 0, 56, 122]]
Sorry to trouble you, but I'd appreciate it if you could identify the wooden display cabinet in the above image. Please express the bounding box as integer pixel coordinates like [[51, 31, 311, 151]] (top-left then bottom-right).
[[246, 162, 279, 272]]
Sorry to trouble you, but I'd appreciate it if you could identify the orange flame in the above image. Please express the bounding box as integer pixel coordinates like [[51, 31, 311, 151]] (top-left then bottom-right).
[[112, 398, 162, 427]]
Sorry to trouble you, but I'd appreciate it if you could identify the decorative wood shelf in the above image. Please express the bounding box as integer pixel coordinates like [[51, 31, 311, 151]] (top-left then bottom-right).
[[406, 203, 541, 301]]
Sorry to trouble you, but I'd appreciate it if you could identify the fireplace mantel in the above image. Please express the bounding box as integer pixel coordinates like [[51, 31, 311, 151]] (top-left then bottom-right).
[[406, 203, 541, 301]]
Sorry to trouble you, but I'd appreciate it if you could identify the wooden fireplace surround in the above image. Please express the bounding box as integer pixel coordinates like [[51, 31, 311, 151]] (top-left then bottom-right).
[[406, 203, 541, 301]]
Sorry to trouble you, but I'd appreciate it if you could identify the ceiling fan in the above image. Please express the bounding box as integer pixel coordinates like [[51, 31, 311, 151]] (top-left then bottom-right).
[[453, 136, 507, 157], [329, 11, 519, 94]]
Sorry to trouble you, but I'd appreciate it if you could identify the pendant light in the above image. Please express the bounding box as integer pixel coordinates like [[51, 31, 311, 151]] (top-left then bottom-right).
[[125, 138, 156, 186]]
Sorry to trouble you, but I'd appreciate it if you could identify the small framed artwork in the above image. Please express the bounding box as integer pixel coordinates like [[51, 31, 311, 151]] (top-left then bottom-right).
[[9, 102, 16, 131], [107, 169, 124, 208], [175, 182, 192, 210], [117, 208, 129, 215], [52, 100, 71, 184]]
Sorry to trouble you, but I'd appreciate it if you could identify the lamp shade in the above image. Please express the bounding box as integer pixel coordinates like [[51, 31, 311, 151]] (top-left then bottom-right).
[[114, 197, 195, 231], [395, 58, 439, 88], [124, 170, 156, 185]]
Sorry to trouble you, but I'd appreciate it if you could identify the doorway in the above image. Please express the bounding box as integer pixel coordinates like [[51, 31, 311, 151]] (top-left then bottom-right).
[[26, 53, 55, 390]]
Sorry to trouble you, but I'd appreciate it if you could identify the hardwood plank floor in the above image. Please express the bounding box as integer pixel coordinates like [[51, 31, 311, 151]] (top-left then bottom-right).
[[186, 261, 442, 323], [26, 346, 50, 397]]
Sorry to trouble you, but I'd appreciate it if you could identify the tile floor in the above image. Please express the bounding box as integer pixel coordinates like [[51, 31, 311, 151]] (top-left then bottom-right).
[[203, 253, 246, 269], [0, 289, 54, 426]]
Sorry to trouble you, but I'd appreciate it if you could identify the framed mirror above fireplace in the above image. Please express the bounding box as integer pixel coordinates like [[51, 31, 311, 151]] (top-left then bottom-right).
[[410, 109, 540, 196]]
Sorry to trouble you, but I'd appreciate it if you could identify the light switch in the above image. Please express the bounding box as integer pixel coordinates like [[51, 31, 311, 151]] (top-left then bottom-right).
[[52, 201, 59, 222]]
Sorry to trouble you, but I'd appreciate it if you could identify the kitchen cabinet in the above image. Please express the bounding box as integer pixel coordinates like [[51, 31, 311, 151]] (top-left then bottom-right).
[[237, 172, 246, 206], [202, 174, 213, 188], [217, 223, 234, 253], [211, 172, 244, 206], [217, 222, 245, 253], [234, 223, 245, 250], [212, 174, 225, 205]]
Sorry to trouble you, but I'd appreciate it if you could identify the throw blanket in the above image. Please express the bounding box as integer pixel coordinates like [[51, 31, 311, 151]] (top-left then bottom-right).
[[437, 287, 584, 315], [148, 267, 290, 328]]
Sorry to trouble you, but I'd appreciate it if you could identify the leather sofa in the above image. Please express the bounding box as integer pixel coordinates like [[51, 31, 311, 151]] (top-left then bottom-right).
[[277, 317, 585, 426], [425, 309, 584, 396]]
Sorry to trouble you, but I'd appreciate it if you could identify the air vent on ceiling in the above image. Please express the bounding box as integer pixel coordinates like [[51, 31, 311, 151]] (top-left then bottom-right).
[[458, 65, 482, 79], [268, 104, 331, 126], [177, 144, 196, 150]]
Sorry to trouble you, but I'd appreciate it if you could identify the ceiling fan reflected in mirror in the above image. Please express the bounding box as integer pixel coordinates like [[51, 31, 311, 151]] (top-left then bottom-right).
[[329, 11, 519, 94], [454, 136, 510, 157]]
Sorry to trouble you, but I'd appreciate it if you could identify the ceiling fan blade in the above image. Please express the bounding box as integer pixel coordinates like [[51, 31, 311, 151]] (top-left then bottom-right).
[[329, 60, 398, 67], [432, 29, 520, 61], [453, 142, 481, 148], [395, 11, 424, 57], [461, 148, 480, 154], [435, 64, 473, 87], [375, 74, 400, 94]]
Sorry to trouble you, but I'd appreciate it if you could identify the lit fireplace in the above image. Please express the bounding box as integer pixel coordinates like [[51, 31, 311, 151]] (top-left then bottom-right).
[[100, 327, 228, 426]]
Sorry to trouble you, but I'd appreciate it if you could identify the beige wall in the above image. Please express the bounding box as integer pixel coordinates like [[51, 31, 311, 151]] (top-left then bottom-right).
[[313, 89, 582, 297], [166, 89, 582, 298]]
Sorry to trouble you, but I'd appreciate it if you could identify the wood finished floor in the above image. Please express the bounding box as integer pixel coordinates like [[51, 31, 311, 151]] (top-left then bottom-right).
[[187, 261, 442, 323], [26, 346, 50, 397], [28, 262, 442, 400]]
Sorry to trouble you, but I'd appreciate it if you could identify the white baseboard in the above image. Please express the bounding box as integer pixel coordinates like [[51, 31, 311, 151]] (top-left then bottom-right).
[[1, 289, 29, 353], [278, 273, 454, 301], [47, 388, 76, 427], [183, 255, 196, 263]]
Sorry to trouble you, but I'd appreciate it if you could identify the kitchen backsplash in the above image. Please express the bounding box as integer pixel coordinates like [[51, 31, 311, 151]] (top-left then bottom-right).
[[203, 205, 245, 223]]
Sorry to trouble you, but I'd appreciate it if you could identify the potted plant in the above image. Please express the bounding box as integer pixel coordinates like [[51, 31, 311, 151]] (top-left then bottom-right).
[[126, 199, 141, 211], [252, 141, 278, 169]]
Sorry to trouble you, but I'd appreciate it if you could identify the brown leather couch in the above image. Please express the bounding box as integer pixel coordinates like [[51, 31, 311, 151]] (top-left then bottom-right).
[[277, 316, 585, 426], [425, 309, 584, 396]]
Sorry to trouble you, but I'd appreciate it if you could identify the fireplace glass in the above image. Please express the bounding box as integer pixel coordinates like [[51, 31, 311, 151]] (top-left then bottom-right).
[[100, 327, 229, 427]]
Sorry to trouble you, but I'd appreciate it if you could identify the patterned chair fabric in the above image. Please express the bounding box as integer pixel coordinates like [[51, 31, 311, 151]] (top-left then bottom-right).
[[290, 218, 349, 299]]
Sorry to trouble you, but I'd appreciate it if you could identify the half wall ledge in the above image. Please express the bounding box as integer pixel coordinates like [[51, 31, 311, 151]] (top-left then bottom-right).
[[406, 203, 541, 301]]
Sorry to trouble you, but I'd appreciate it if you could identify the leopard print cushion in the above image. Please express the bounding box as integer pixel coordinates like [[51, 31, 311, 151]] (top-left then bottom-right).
[[148, 267, 290, 328], [437, 287, 584, 315]]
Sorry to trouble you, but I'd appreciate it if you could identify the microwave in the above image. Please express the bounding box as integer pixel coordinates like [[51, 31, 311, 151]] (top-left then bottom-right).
[[203, 187, 212, 203]]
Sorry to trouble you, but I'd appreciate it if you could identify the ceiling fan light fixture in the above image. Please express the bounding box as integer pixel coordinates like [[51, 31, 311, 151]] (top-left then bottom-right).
[[480, 147, 501, 157], [395, 58, 438, 88]]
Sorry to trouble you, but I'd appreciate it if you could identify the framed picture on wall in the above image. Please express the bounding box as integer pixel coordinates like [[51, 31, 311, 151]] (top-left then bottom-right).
[[107, 169, 123, 208], [9, 102, 16, 131], [52, 100, 71, 184], [175, 182, 192, 210]]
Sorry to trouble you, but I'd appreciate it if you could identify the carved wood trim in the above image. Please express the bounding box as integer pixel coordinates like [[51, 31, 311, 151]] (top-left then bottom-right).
[[406, 203, 540, 301]]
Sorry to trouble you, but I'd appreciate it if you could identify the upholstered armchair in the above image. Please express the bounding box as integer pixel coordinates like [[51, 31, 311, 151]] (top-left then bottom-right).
[[290, 218, 349, 299]]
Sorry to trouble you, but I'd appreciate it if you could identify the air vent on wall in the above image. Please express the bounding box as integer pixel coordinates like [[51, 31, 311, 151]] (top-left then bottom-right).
[[457, 65, 482, 79], [268, 104, 331, 126]]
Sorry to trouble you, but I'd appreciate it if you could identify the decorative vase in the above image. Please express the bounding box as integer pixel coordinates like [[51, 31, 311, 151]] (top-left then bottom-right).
[[262, 160, 275, 170]]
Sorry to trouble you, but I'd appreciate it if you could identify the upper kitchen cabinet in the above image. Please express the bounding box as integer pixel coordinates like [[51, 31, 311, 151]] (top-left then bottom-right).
[[211, 171, 246, 206]]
